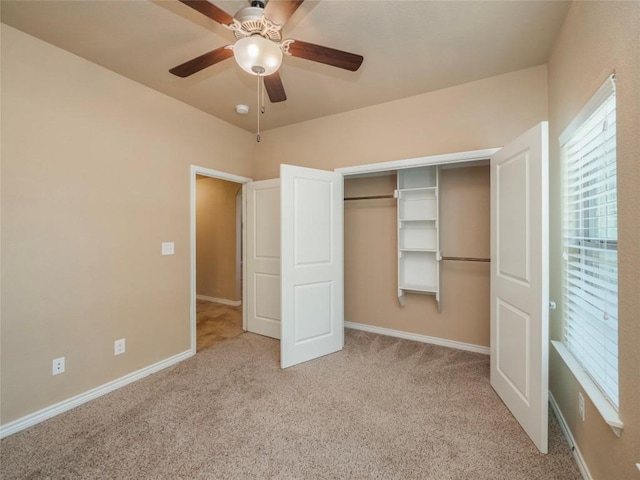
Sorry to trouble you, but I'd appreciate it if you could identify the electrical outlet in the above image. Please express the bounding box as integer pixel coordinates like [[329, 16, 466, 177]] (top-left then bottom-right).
[[578, 392, 585, 421], [114, 338, 126, 356], [52, 357, 65, 375]]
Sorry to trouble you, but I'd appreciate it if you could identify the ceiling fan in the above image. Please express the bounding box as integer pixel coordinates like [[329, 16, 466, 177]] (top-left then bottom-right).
[[169, 0, 364, 103]]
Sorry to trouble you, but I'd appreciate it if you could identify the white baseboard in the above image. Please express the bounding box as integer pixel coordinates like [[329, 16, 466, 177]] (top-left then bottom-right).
[[344, 321, 490, 355], [196, 295, 241, 307], [0, 349, 193, 439], [549, 391, 593, 480]]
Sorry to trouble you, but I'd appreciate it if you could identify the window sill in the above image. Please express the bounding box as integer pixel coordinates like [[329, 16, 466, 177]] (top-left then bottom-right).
[[551, 340, 624, 437]]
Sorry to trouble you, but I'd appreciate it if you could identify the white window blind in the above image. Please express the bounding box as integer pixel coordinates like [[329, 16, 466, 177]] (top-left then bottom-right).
[[561, 74, 618, 407]]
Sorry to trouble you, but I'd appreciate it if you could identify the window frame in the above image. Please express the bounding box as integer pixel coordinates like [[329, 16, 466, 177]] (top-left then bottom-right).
[[553, 73, 622, 434]]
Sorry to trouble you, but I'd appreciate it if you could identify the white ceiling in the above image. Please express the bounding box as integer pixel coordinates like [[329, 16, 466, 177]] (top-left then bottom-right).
[[1, 0, 570, 132]]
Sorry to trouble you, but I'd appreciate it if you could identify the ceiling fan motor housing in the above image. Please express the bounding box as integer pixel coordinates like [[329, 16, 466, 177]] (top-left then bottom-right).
[[230, 6, 282, 41]]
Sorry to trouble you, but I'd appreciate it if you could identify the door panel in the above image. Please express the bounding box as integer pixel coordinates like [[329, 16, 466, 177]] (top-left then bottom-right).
[[281, 165, 344, 368], [246, 179, 281, 339], [496, 152, 530, 283], [490, 122, 549, 453]]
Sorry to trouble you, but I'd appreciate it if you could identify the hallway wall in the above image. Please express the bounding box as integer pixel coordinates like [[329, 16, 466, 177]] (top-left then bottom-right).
[[195, 176, 242, 303]]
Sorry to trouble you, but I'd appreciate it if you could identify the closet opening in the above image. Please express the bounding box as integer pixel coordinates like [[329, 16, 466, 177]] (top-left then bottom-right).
[[341, 157, 493, 355]]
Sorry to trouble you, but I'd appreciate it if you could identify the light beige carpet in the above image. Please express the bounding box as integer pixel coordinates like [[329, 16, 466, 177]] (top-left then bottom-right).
[[1, 330, 582, 479]]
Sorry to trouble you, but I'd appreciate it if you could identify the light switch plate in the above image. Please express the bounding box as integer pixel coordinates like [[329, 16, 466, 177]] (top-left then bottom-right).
[[161, 242, 175, 255]]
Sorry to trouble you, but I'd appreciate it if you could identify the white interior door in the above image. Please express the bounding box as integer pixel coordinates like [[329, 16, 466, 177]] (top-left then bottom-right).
[[280, 164, 344, 369], [490, 122, 549, 453], [246, 179, 281, 339]]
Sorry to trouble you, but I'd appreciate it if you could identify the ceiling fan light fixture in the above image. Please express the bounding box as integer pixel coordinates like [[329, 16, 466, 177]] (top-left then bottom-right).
[[233, 35, 283, 76]]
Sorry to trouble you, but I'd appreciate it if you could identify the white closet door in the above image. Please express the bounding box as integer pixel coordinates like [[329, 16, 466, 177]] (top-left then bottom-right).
[[280, 164, 344, 369], [246, 179, 281, 339], [490, 122, 549, 453]]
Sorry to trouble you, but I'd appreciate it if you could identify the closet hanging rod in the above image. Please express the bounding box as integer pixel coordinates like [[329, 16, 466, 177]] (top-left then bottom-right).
[[441, 256, 491, 263], [343, 194, 395, 201]]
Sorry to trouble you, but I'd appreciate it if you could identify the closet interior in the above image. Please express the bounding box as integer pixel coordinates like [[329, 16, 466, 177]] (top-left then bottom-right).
[[343, 161, 491, 349]]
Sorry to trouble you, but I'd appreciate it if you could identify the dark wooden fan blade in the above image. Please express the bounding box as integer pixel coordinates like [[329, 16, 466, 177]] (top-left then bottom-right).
[[169, 46, 234, 77], [264, 71, 287, 103], [287, 40, 363, 71], [179, 0, 233, 25], [264, 0, 304, 26]]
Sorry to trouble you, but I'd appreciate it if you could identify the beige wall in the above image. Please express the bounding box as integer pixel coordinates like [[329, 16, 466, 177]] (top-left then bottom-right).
[[345, 166, 490, 347], [0, 25, 253, 424], [195, 176, 242, 302], [252, 64, 548, 180], [547, 2, 640, 479]]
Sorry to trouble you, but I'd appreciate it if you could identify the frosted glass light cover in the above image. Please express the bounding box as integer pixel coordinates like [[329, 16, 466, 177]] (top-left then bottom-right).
[[233, 36, 283, 76]]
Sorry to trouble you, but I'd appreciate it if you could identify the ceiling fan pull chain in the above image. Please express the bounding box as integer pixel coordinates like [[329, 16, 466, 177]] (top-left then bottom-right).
[[261, 75, 266, 115], [256, 74, 261, 143]]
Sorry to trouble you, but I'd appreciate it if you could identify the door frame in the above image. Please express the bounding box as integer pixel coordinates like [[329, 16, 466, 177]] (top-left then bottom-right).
[[336, 148, 500, 176], [190, 165, 252, 355], [337, 148, 499, 343]]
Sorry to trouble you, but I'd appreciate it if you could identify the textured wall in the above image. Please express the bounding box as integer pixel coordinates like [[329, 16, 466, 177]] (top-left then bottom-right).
[[0, 25, 253, 424], [547, 2, 640, 479]]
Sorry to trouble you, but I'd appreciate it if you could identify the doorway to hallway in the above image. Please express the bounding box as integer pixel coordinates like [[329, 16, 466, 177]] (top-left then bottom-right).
[[192, 168, 250, 352]]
